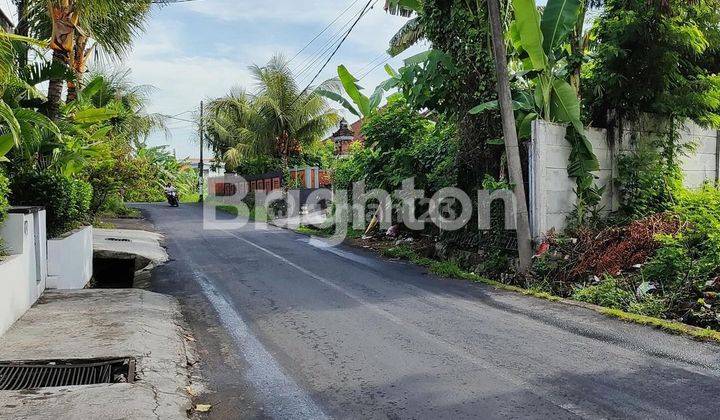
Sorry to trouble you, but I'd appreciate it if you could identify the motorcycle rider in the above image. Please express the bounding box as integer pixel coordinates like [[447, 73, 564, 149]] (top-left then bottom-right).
[[164, 183, 179, 206], [164, 182, 176, 196]]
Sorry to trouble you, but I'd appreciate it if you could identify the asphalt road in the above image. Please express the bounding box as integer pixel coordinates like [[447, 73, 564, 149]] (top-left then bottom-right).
[[140, 203, 720, 419]]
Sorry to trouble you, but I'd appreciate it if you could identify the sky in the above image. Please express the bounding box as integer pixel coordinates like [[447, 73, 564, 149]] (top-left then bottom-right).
[[120, 0, 428, 160]]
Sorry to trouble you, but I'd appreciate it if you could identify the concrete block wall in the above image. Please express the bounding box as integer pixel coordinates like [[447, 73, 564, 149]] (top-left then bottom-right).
[[529, 120, 719, 238]]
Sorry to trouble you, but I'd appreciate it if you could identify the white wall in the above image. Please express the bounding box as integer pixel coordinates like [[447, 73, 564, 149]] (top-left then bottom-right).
[[0, 255, 29, 337], [47, 226, 93, 290], [529, 120, 719, 238], [0, 210, 47, 337]]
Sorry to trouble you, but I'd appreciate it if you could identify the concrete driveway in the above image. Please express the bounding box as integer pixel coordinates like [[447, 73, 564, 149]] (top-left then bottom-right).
[[140, 203, 720, 419]]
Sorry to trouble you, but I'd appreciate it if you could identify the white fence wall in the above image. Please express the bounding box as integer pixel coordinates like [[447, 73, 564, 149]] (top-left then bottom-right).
[[529, 120, 719, 239], [47, 226, 93, 289], [0, 208, 47, 336]]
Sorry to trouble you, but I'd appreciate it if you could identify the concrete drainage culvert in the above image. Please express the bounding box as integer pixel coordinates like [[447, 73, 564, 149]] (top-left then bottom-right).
[[0, 358, 136, 391], [93, 251, 153, 289]]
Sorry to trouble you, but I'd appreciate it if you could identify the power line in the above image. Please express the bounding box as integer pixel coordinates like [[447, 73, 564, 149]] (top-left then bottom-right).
[[292, 4, 367, 80], [359, 55, 391, 80], [294, 0, 376, 84], [162, 114, 196, 124], [293, 0, 377, 106], [289, 0, 361, 64], [291, 3, 365, 72], [356, 52, 387, 75]]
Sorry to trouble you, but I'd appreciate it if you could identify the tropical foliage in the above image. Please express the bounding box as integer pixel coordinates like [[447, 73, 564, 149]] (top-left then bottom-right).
[[333, 96, 457, 221], [584, 0, 720, 127], [206, 55, 339, 170], [317, 64, 398, 118], [1, 6, 194, 236]]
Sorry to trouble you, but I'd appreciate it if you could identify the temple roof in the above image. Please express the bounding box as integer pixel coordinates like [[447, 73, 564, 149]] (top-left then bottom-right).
[[332, 119, 355, 139]]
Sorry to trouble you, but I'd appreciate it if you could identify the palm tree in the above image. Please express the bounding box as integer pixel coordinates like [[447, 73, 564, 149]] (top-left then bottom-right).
[[0, 29, 59, 162], [80, 69, 168, 147], [209, 55, 340, 170], [18, 1, 184, 119]]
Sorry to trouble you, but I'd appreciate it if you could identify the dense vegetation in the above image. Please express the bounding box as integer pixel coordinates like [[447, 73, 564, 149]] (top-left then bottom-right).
[[0, 2, 196, 238], [325, 0, 720, 331], [1, 0, 719, 333], [205, 55, 339, 172]]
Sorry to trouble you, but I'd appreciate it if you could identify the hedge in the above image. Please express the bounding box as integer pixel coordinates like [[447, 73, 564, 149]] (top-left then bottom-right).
[[10, 171, 92, 238]]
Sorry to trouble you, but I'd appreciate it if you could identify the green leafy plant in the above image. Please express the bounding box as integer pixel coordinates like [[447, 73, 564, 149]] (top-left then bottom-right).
[[572, 276, 636, 310], [0, 170, 7, 256], [584, 0, 720, 127], [10, 170, 92, 238], [471, 0, 599, 211], [317, 64, 399, 118]]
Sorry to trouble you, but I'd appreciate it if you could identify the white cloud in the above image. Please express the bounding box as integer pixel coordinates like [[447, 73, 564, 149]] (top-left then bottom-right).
[[125, 0, 423, 157]]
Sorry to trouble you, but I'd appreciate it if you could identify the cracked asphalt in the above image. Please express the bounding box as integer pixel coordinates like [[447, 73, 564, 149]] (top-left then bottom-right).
[[141, 203, 720, 419]]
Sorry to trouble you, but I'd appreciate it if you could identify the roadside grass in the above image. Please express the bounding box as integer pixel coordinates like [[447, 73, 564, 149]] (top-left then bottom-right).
[[92, 218, 116, 229], [181, 193, 200, 203], [294, 224, 364, 239], [600, 308, 720, 342], [215, 203, 267, 221], [381, 245, 720, 343]]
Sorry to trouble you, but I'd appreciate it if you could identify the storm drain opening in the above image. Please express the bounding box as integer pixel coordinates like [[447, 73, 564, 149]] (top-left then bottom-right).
[[0, 358, 135, 391], [106, 237, 132, 243], [93, 255, 137, 288]]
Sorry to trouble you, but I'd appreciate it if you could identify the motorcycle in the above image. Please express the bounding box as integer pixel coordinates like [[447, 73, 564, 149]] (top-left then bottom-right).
[[166, 191, 180, 207]]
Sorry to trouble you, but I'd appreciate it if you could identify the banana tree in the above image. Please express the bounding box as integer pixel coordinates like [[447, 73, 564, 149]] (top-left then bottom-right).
[[516, 0, 598, 182], [472, 0, 599, 189], [317, 64, 400, 118], [385, 0, 425, 57]]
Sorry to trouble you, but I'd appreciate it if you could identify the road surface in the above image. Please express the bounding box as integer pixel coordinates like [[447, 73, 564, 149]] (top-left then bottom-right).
[[140, 203, 720, 419]]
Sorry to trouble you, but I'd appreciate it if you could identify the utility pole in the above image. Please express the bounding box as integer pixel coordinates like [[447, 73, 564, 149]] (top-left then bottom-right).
[[486, 0, 533, 273], [198, 100, 204, 203]]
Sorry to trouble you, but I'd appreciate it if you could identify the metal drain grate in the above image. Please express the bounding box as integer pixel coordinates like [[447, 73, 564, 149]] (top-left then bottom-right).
[[106, 238, 131, 242], [0, 358, 135, 391]]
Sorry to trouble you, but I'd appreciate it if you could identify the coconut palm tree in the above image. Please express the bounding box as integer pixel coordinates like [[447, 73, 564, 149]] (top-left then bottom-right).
[[17, 0, 184, 119], [209, 55, 340, 170], [0, 29, 59, 161]]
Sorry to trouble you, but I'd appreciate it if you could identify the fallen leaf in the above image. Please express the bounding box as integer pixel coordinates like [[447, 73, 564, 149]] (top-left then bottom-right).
[[195, 404, 212, 413]]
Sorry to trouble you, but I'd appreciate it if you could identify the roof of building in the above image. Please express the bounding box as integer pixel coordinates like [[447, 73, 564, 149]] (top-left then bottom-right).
[[331, 119, 354, 138], [330, 118, 365, 144], [0, 8, 14, 30]]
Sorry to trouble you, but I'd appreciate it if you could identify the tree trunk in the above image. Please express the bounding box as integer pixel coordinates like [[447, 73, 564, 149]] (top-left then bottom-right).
[[66, 35, 88, 102], [485, 0, 533, 273], [47, 2, 76, 119], [15, 0, 29, 67], [47, 51, 65, 120]]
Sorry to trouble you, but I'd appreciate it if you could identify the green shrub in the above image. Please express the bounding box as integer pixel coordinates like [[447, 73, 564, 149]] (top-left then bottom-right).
[[333, 97, 457, 194], [640, 185, 720, 327], [615, 134, 683, 219], [0, 171, 9, 255], [628, 296, 668, 319], [572, 277, 636, 310], [382, 245, 417, 260], [0, 171, 9, 226], [98, 194, 140, 218], [10, 171, 92, 238]]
